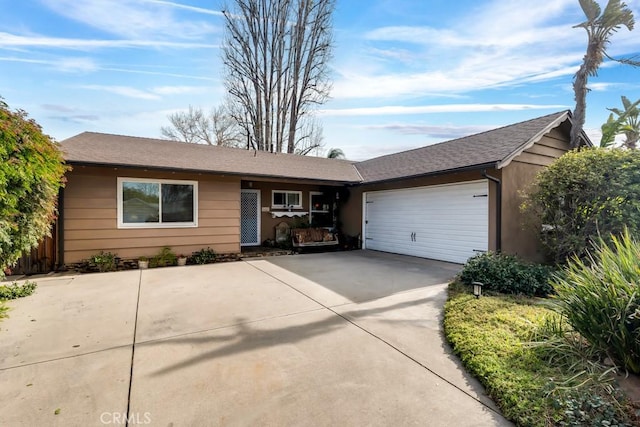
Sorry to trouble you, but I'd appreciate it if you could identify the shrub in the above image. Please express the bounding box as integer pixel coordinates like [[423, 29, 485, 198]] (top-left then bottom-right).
[[151, 247, 177, 267], [0, 280, 37, 300], [445, 284, 635, 426], [88, 251, 118, 272], [551, 229, 640, 374], [522, 148, 640, 263], [189, 247, 216, 265], [0, 98, 69, 279], [459, 252, 554, 297]]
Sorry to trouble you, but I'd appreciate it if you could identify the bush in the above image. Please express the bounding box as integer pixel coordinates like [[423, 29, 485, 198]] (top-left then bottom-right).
[[88, 251, 118, 272], [189, 247, 216, 265], [0, 98, 68, 279], [459, 252, 554, 297], [552, 229, 640, 374], [151, 247, 177, 267], [522, 148, 640, 263], [445, 284, 635, 426], [0, 280, 37, 300]]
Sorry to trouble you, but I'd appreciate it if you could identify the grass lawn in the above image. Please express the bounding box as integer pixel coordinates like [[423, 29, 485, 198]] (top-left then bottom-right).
[[444, 282, 636, 427]]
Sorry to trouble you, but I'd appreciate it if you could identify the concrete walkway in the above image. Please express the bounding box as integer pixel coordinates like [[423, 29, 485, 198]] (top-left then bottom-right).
[[0, 251, 511, 426]]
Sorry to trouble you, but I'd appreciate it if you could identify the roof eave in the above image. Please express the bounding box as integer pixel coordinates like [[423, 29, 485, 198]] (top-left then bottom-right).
[[496, 111, 594, 169], [356, 162, 499, 186], [65, 160, 361, 185]]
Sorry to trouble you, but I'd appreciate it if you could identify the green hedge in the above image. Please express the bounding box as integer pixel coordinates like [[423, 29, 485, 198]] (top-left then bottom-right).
[[522, 148, 640, 263], [459, 252, 553, 297]]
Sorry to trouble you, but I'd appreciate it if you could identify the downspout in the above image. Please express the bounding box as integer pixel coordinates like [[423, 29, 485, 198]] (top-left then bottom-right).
[[482, 169, 501, 252], [57, 186, 65, 270]]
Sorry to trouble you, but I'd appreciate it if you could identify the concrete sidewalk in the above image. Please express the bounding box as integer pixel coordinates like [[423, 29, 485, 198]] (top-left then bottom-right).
[[0, 253, 511, 426]]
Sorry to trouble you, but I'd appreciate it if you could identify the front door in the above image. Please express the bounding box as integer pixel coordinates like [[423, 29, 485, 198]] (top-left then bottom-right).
[[241, 190, 260, 246]]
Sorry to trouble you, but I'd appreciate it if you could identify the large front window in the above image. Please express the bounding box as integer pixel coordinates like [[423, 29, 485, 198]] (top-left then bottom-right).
[[118, 178, 197, 228]]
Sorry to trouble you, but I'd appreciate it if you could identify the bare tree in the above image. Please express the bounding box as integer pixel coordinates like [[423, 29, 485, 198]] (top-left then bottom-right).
[[222, 0, 334, 154], [571, 0, 638, 148], [161, 105, 243, 147]]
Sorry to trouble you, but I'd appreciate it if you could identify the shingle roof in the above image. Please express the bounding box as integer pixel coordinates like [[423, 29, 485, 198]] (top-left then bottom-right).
[[60, 132, 362, 183], [355, 110, 575, 183], [60, 110, 584, 184]]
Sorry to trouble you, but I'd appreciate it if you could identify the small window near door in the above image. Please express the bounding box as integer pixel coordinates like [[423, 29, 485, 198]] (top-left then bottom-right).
[[272, 190, 302, 208]]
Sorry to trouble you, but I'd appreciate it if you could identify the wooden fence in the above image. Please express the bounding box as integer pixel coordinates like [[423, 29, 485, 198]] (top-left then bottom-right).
[[10, 228, 57, 276]]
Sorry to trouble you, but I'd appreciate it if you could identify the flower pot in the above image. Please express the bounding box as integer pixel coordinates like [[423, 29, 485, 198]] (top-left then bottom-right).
[[177, 257, 187, 266], [138, 260, 149, 269]]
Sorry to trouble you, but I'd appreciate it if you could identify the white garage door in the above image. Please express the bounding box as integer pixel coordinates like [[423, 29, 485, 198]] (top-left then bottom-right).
[[363, 180, 488, 264]]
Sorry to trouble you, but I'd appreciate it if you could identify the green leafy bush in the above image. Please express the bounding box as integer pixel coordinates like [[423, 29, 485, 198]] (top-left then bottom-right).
[[88, 251, 118, 272], [0, 98, 69, 279], [0, 280, 37, 300], [189, 247, 216, 265], [552, 229, 640, 374], [522, 148, 640, 263], [151, 247, 177, 267], [459, 252, 554, 297]]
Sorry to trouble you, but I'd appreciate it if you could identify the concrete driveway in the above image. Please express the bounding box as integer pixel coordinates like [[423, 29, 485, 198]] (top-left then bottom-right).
[[0, 251, 510, 426]]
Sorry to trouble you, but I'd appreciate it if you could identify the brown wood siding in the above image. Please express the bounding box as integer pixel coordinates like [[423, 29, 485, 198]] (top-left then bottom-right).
[[63, 166, 240, 263], [501, 133, 572, 260]]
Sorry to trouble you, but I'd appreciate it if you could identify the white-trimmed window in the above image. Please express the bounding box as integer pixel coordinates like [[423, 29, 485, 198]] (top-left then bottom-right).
[[117, 177, 198, 228], [272, 190, 302, 209]]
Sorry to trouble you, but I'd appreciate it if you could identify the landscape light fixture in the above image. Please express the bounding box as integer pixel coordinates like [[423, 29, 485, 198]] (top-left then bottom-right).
[[472, 282, 484, 299]]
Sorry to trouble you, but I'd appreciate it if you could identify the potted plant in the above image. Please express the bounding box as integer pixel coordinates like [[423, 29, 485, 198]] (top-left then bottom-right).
[[177, 254, 187, 266], [138, 256, 149, 269]]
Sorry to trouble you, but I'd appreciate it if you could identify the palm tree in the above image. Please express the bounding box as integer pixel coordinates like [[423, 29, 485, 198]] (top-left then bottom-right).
[[326, 148, 345, 159], [600, 96, 640, 148], [571, 0, 637, 148]]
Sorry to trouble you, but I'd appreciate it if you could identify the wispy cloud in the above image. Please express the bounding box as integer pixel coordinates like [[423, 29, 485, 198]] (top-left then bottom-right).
[[41, 104, 100, 124], [151, 85, 204, 95], [0, 55, 98, 72], [0, 32, 216, 50], [49, 114, 100, 124], [75, 84, 212, 100], [363, 123, 495, 139], [42, 104, 78, 113], [40, 0, 219, 40], [0, 55, 219, 80], [320, 103, 569, 117], [142, 0, 224, 17], [78, 85, 162, 100], [332, 0, 636, 100]]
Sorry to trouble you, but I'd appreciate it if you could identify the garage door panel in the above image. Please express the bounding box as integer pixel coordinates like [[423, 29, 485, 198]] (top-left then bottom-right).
[[364, 180, 488, 264]]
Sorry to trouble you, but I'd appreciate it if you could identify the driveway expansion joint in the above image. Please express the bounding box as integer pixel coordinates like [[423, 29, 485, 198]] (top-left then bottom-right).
[[125, 269, 143, 427], [246, 259, 503, 418]]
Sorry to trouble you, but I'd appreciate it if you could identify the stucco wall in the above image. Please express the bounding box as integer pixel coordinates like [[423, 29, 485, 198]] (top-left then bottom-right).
[[63, 166, 241, 263]]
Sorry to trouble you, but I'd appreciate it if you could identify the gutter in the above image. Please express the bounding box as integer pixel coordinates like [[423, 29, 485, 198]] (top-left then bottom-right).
[[349, 162, 497, 187], [65, 161, 360, 186], [57, 186, 65, 270], [482, 169, 501, 252]]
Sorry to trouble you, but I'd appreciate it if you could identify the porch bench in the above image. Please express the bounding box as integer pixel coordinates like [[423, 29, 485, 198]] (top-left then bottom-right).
[[291, 227, 339, 248]]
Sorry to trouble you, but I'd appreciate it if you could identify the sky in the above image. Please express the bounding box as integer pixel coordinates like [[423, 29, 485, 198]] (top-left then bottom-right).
[[1, 0, 639, 161]]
